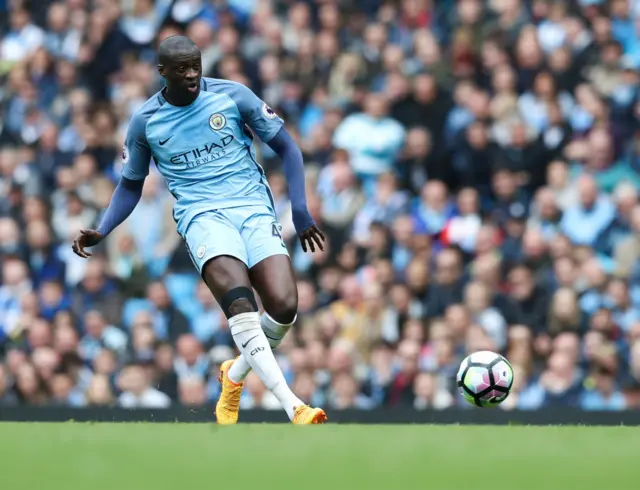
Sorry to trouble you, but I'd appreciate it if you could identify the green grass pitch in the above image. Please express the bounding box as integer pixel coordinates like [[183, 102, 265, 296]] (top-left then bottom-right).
[[0, 423, 637, 489]]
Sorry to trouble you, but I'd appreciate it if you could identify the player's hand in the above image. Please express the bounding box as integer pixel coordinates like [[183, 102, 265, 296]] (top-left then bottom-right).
[[299, 225, 325, 253], [72, 229, 103, 258]]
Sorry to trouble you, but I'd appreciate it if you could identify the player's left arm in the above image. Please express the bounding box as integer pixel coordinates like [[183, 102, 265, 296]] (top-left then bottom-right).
[[232, 82, 324, 252], [267, 127, 324, 252]]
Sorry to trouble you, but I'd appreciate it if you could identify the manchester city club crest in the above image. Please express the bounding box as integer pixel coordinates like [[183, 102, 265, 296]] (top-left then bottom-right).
[[209, 113, 226, 131]]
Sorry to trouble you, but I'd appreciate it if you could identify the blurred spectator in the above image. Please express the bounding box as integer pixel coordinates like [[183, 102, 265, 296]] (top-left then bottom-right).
[[86, 374, 115, 406], [92, 349, 118, 381], [71, 258, 123, 326], [190, 282, 227, 347], [425, 247, 464, 318], [518, 350, 583, 410], [145, 280, 190, 342], [154, 342, 178, 401], [317, 150, 366, 230], [116, 173, 178, 277], [333, 93, 405, 184], [15, 362, 47, 405], [49, 371, 86, 407], [387, 339, 421, 407], [508, 263, 551, 334], [596, 182, 638, 256], [173, 334, 209, 380], [0, 258, 32, 342], [38, 280, 71, 321], [25, 220, 66, 288], [560, 174, 615, 247], [464, 281, 507, 349], [413, 372, 454, 410], [178, 375, 207, 407], [413, 180, 455, 236], [330, 277, 393, 360], [328, 372, 375, 410], [117, 364, 171, 409], [607, 278, 640, 332], [129, 312, 157, 363], [0, 363, 18, 406], [441, 187, 481, 253], [614, 205, 640, 277], [242, 372, 281, 410], [579, 366, 627, 411], [78, 309, 127, 363], [106, 231, 148, 297], [352, 171, 409, 245], [490, 167, 529, 228], [2, 0, 640, 413], [1, 6, 44, 63]]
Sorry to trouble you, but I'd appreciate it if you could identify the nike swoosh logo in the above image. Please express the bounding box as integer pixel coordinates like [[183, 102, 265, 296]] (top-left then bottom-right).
[[241, 335, 259, 349], [159, 136, 173, 146]]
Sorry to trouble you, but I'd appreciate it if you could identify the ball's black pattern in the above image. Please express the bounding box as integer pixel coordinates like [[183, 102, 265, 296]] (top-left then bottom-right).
[[458, 354, 513, 408]]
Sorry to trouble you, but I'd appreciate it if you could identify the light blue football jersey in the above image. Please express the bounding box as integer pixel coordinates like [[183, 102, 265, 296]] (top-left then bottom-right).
[[121, 77, 284, 237]]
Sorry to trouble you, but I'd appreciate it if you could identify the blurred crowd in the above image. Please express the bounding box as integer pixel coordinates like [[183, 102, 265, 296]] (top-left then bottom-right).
[[1, 0, 640, 412]]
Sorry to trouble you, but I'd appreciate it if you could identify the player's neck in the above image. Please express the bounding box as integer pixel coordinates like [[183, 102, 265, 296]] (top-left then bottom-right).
[[162, 86, 199, 107]]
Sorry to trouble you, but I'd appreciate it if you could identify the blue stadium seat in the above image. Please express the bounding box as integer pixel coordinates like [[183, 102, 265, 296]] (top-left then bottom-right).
[[122, 299, 153, 330], [631, 285, 640, 310], [164, 273, 201, 321]]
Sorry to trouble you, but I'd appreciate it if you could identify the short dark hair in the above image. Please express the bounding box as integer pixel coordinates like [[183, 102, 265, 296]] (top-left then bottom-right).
[[158, 35, 199, 65]]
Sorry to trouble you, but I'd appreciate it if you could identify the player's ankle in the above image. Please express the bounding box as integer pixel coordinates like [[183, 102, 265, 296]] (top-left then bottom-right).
[[228, 357, 250, 384]]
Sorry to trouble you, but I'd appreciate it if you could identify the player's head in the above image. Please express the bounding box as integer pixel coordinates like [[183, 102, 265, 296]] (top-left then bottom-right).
[[157, 35, 202, 100]]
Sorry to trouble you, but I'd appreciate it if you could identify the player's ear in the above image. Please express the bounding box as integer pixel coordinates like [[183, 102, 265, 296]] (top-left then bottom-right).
[[157, 64, 165, 78]]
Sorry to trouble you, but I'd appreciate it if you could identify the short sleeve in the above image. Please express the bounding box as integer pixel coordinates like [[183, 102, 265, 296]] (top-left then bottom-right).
[[229, 82, 284, 143], [121, 111, 151, 181]]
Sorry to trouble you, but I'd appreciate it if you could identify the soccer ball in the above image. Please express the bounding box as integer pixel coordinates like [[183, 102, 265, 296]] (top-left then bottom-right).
[[456, 351, 514, 408]]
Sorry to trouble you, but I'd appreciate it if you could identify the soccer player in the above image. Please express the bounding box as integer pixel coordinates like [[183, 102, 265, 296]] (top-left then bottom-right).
[[72, 36, 327, 424]]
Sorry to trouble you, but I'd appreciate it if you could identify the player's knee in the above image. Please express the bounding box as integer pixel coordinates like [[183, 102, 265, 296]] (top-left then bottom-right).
[[266, 293, 298, 325], [221, 287, 258, 319], [227, 298, 255, 317]]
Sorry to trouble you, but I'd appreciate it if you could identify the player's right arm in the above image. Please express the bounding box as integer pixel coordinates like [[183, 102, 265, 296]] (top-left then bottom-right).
[[222, 79, 325, 252], [72, 112, 151, 258]]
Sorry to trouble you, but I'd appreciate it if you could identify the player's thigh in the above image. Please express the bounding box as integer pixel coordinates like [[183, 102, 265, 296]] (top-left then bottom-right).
[[182, 211, 248, 275], [236, 207, 297, 323], [184, 212, 257, 316]]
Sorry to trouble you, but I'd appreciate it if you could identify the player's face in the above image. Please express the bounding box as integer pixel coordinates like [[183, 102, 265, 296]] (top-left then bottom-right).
[[162, 50, 202, 97]]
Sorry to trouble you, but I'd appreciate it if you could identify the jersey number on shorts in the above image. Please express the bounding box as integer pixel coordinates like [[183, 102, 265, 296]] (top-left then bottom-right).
[[272, 222, 286, 248]]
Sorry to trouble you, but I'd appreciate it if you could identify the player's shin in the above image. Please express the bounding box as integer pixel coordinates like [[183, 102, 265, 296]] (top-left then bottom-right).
[[228, 312, 302, 420], [227, 312, 294, 382]]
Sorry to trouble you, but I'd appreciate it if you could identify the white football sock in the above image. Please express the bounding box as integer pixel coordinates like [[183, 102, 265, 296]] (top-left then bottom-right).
[[228, 312, 302, 420], [261, 312, 295, 348], [228, 312, 294, 383]]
